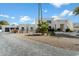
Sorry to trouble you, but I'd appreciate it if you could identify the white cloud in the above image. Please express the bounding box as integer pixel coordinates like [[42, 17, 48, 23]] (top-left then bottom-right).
[[68, 11, 73, 16], [10, 22, 18, 25], [11, 17, 15, 19], [52, 16, 61, 20], [51, 10, 73, 20], [52, 16, 58, 18], [42, 9, 48, 13], [0, 14, 16, 19], [0, 14, 9, 18], [31, 20, 35, 24], [60, 9, 73, 16], [60, 10, 70, 16], [20, 16, 31, 22], [51, 3, 70, 8]]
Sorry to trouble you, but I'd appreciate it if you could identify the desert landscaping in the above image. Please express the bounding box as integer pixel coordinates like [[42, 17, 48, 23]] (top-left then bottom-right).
[[16, 33, 79, 51]]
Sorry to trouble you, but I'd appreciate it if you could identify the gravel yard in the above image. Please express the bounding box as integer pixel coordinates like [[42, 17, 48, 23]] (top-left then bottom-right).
[[16, 33, 79, 51], [0, 32, 79, 56]]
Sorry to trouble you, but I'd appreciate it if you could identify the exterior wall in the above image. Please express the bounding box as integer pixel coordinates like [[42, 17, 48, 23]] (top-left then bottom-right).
[[74, 28, 79, 32], [1, 24, 37, 33], [66, 20, 74, 31], [51, 20, 74, 31], [18, 24, 28, 33], [18, 24, 37, 33], [73, 23, 79, 32], [1, 25, 19, 32], [1, 25, 10, 32]]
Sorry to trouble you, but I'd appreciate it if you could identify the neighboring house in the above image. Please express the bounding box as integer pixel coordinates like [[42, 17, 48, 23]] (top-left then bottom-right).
[[1, 25, 19, 32], [0, 24, 37, 33]]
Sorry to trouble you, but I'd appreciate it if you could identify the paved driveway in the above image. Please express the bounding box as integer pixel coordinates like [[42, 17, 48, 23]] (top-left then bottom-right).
[[0, 32, 79, 56]]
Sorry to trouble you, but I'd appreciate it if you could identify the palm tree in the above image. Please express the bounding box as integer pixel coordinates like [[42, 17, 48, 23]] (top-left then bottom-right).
[[36, 3, 49, 35], [73, 7, 79, 15], [38, 3, 42, 23], [37, 3, 42, 32]]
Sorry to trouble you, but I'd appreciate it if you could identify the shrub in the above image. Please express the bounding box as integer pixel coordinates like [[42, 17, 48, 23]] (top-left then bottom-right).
[[36, 28, 40, 33], [0, 20, 9, 25], [12, 29, 18, 33], [48, 27, 51, 32], [51, 28, 55, 32], [48, 28, 55, 32], [48, 28, 55, 36], [48, 31, 55, 36], [36, 20, 49, 35], [66, 28, 71, 32], [57, 28, 61, 31]]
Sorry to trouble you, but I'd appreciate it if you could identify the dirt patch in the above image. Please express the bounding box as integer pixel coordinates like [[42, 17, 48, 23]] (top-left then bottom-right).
[[16, 33, 79, 51]]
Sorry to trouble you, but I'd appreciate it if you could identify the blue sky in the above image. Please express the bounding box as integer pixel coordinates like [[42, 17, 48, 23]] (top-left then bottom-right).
[[0, 3, 79, 25]]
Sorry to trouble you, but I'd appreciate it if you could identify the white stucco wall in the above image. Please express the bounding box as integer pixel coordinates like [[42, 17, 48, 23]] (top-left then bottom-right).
[[18, 24, 37, 33], [51, 19, 74, 31], [1, 25, 19, 32], [73, 23, 79, 32]]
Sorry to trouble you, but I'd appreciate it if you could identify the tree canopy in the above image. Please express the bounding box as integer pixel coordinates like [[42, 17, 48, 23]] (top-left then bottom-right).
[[73, 7, 79, 15], [0, 20, 9, 25], [36, 20, 49, 35]]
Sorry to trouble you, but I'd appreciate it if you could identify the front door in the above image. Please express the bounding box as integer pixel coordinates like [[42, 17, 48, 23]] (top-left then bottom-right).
[[60, 24, 64, 31]]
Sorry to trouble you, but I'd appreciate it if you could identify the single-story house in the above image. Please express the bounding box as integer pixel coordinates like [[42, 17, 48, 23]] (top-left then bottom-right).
[[0, 24, 37, 33], [51, 20, 74, 31]]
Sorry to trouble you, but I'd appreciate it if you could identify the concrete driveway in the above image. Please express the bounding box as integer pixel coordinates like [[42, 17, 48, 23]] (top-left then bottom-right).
[[0, 32, 79, 56]]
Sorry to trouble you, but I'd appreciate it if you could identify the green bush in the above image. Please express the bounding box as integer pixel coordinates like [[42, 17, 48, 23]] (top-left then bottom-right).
[[57, 28, 61, 31], [48, 28, 55, 36], [66, 28, 71, 32], [36, 20, 49, 35], [0, 20, 9, 25], [12, 29, 18, 33], [51, 28, 55, 32], [48, 28, 55, 32]]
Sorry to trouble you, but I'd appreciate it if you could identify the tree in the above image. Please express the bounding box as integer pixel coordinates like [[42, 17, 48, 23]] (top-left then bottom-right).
[[0, 20, 9, 25], [73, 7, 79, 15], [36, 20, 49, 35]]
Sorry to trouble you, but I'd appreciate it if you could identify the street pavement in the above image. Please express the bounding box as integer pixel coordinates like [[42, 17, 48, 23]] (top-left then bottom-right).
[[0, 32, 79, 56]]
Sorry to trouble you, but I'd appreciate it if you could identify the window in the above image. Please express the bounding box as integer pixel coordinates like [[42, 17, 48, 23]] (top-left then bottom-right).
[[60, 24, 64, 31], [30, 27, 33, 31], [10, 28, 14, 30], [21, 27, 25, 31], [16, 27, 19, 30]]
